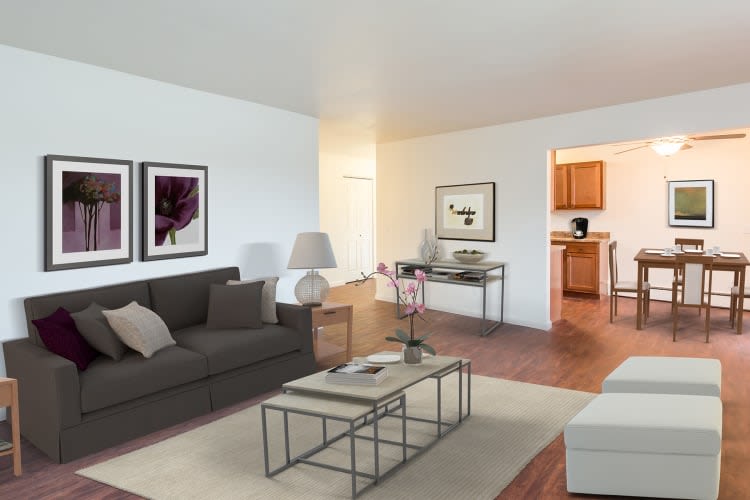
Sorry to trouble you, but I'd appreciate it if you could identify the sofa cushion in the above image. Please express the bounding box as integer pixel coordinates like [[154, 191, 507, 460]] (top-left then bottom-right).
[[227, 276, 279, 324], [206, 282, 264, 329], [79, 346, 208, 413], [71, 302, 128, 361], [148, 267, 240, 331], [24, 280, 151, 346], [102, 301, 176, 358], [173, 323, 303, 375], [31, 307, 98, 371]]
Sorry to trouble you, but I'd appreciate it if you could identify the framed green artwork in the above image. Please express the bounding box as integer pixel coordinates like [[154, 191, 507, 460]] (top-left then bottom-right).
[[668, 179, 714, 228]]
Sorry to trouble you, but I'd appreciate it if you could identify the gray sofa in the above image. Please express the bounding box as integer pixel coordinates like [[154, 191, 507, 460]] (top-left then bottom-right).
[[2, 267, 315, 463]]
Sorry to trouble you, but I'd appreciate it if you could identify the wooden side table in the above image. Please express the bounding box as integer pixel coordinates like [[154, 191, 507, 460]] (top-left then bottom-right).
[[0, 377, 21, 476], [310, 302, 353, 361]]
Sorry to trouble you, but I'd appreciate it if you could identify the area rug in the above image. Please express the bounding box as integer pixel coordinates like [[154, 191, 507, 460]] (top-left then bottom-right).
[[77, 374, 594, 499]]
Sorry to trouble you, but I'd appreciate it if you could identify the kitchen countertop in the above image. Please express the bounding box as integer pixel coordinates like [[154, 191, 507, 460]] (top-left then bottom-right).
[[550, 231, 610, 243]]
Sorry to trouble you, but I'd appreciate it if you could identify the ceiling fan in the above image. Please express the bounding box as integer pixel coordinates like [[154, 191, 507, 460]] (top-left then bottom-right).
[[614, 133, 746, 156]]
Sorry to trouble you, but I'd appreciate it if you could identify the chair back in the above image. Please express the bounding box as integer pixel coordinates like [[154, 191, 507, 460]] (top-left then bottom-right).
[[674, 238, 704, 250], [674, 254, 713, 306], [608, 240, 618, 291]]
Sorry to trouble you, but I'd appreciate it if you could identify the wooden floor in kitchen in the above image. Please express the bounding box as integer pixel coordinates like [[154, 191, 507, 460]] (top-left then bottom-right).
[[1, 279, 748, 499]]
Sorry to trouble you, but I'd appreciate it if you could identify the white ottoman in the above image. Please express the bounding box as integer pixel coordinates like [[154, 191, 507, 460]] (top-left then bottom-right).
[[602, 356, 721, 397], [565, 393, 722, 500]]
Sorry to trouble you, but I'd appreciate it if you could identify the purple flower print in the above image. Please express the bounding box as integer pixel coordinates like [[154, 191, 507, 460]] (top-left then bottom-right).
[[154, 176, 199, 245]]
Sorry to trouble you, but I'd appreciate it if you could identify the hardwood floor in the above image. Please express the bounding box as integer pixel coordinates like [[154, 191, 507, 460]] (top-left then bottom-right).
[[0, 280, 748, 499]]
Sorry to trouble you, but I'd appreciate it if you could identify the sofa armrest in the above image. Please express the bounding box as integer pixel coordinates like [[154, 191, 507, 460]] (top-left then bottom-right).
[[275, 302, 313, 354], [3, 338, 82, 432]]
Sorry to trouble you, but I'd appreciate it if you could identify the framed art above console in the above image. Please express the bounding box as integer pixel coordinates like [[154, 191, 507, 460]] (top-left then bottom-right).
[[45, 155, 133, 271], [435, 182, 495, 241]]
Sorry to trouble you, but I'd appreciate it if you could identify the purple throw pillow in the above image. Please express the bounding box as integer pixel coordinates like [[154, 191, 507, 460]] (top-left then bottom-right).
[[32, 307, 98, 371]]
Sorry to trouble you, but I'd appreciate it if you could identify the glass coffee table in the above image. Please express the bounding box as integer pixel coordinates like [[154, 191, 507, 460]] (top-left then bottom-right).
[[261, 353, 471, 498]]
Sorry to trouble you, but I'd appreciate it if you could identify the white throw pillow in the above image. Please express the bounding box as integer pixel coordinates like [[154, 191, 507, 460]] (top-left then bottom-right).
[[227, 276, 279, 324], [102, 301, 175, 358]]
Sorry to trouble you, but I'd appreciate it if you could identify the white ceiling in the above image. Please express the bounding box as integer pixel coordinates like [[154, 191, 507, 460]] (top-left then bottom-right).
[[2, 1, 750, 143]]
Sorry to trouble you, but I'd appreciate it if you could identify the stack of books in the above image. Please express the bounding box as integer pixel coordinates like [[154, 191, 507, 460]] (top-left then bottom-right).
[[454, 271, 484, 282], [325, 363, 388, 386]]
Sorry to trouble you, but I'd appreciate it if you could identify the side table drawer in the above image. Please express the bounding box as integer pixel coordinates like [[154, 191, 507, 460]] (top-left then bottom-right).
[[312, 307, 348, 327]]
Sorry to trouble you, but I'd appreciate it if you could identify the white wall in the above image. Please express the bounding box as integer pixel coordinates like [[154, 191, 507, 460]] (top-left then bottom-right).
[[553, 133, 750, 305], [377, 83, 750, 330], [319, 124, 376, 286], [0, 45, 320, 380]]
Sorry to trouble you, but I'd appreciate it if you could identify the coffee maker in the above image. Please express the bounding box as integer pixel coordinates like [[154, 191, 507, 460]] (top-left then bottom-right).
[[571, 217, 588, 239]]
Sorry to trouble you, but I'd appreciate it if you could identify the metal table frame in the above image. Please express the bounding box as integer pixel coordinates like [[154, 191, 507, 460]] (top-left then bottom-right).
[[395, 259, 505, 336], [262, 359, 471, 498]]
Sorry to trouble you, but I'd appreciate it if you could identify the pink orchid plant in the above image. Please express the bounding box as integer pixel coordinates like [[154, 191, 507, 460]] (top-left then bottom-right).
[[359, 263, 436, 355]]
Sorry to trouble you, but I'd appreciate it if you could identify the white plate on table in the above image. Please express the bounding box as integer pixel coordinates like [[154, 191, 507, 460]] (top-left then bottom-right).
[[366, 354, 401, 364], [720, 253, 741, 258], [659, 253, 674, 257], [684, 249, 704, 254], [645, 250, 664, 254]]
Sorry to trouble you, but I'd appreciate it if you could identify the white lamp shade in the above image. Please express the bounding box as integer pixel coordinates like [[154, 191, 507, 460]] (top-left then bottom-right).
[[287, 232, 337, 269]]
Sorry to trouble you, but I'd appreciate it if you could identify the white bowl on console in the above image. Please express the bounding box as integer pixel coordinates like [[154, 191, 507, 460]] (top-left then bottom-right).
[[453, 251, 486, 264]]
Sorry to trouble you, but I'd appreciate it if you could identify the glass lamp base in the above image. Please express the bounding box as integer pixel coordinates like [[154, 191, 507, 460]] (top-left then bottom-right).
[[294, 270, 330, 306]]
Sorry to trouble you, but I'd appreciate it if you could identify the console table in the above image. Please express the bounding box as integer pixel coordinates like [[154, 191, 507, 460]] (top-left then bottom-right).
[[395, 259, 505, 336]]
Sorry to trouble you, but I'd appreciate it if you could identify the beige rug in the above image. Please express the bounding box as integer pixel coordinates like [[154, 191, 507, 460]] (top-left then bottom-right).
[[77, 374, 594, 499]]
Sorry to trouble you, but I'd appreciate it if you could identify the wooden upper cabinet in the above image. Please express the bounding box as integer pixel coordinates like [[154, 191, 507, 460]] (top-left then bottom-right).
[[553, 160, 605, 210]]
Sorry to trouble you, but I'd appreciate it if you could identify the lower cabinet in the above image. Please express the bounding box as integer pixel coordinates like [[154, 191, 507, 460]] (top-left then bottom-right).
[[562, 242, 600, 295]]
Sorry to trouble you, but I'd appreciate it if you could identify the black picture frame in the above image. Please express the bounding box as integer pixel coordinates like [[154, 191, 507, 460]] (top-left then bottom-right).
[[142, 162, 208, 261], [435, 182, 495, 241], [668, 179, 714, 228], [45, 155, 133, 271]]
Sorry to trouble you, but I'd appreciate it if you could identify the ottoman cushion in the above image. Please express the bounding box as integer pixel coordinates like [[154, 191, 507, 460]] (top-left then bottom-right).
[[602, 356, 721, 397], [565, 393, 722, 455], [565, 393, 722, 499]]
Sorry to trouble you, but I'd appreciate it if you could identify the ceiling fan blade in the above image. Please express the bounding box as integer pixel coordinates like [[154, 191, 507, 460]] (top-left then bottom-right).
[[690, 133, 746, 140], [615, 145, 649, 155]]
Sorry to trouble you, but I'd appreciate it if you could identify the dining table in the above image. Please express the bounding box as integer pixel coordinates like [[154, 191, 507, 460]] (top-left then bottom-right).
[[633, 248, 750, 333]]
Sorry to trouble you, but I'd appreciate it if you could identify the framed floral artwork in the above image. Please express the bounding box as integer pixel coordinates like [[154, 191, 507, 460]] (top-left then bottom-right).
[[142, 162, 208, 261], [45, 155, 133, 271], [435, 182, 495, 241]]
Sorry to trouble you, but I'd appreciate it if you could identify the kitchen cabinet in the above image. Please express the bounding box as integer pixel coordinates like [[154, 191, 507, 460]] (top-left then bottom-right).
[[562, 241, 600, 295], [554, 161, 604, 210]]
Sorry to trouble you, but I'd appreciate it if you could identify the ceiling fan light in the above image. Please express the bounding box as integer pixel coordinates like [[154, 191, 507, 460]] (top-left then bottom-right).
[[650, 137, 687, 156]]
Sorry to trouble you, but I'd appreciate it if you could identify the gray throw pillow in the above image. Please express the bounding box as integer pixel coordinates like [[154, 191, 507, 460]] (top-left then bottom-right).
[[207, 282, 264, 329], [227, 276, 279, 324], [71, 302, 128, 361], [102, 301, 175, 358]]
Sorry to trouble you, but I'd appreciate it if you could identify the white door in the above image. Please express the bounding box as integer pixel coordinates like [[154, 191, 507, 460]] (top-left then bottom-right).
[[343, 177, 373, 282]]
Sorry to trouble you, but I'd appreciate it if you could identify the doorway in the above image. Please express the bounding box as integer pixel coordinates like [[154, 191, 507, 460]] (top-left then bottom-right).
[[342, 176, 374, 283]]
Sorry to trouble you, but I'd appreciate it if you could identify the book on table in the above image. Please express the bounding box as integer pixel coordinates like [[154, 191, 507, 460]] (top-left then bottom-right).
[[325, 363, 388, 385]]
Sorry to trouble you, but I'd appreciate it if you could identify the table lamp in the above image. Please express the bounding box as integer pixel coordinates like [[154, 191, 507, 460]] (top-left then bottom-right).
[[287, 232, 337, 306]]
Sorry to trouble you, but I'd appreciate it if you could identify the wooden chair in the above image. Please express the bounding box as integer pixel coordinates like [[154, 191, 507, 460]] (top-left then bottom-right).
[[674, 238, 704, 250], [609, 241, 650, 323], [729, 285, 750, 328], [674, 238, 705, 314], [672, 254, 713, 342]]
